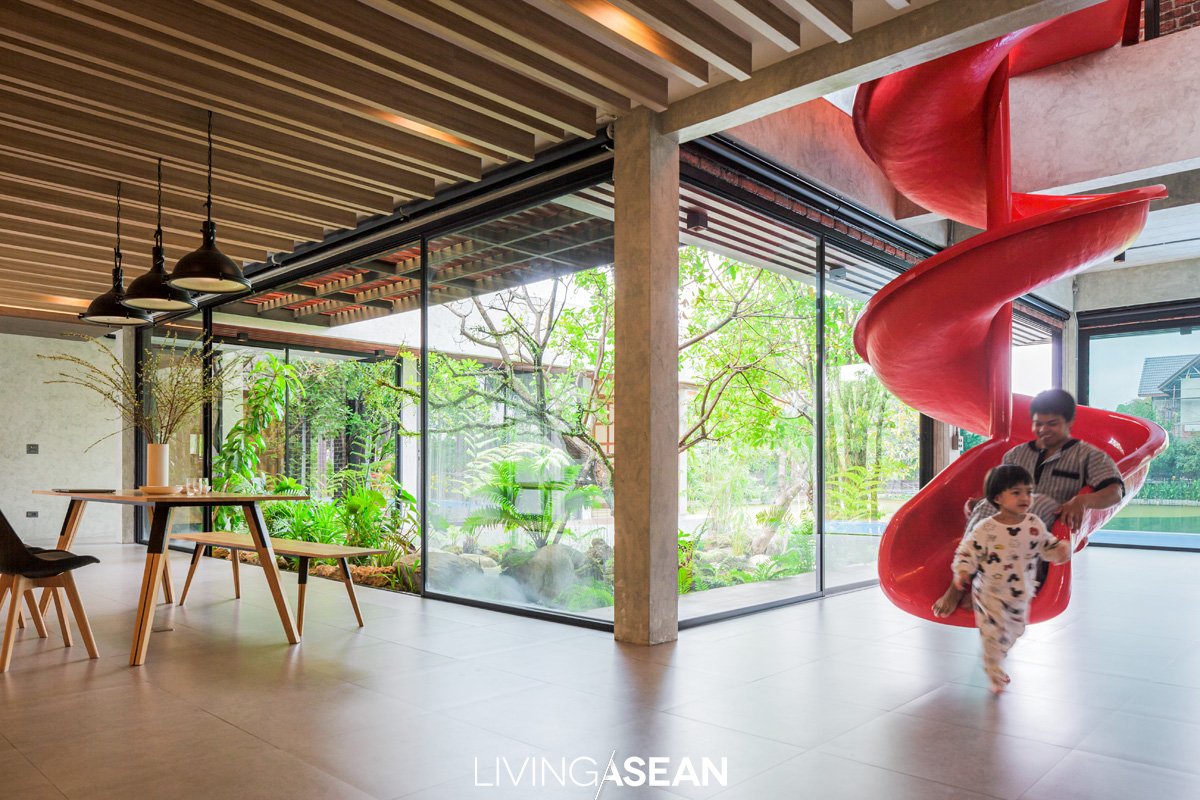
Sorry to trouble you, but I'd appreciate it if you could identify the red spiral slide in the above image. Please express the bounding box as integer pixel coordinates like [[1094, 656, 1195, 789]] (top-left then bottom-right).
[[852, 0, 1168, 626]]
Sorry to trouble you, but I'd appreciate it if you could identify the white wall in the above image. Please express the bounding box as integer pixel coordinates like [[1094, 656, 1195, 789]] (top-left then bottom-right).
[[0, 332, 125, 546]]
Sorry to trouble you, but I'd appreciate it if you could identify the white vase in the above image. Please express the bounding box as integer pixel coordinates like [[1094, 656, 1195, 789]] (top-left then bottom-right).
[[146, 443, 170, 487]]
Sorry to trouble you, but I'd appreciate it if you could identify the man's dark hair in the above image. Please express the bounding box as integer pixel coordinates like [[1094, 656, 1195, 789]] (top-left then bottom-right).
[[1029, 388, 1076, 422], [984, 464, 1034, 505]]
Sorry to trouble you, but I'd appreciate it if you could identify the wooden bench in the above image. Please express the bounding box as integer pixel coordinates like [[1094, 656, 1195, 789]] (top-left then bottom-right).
[[169, 532, 383, 635]]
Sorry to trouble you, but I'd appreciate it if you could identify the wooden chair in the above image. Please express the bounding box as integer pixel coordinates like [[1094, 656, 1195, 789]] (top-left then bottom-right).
[[0, 509, 100, 672]]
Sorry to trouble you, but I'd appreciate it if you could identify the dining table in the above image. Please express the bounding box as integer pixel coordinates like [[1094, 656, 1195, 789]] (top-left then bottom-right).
[[32, 489, 309, 666]]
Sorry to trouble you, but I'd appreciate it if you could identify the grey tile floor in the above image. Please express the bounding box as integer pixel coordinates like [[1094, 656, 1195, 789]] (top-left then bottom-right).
[[1, 544, 1198, 799]]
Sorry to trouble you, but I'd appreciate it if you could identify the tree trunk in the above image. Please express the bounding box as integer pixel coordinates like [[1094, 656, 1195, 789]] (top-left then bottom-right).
[[751, 470, 807, 555]]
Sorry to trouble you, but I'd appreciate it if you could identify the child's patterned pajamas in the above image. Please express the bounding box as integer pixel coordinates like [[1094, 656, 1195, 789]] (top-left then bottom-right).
[[953, 514, 1071, 684]]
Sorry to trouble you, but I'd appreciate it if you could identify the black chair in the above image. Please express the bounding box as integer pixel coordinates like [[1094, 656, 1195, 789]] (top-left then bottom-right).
[[0, 509, 100, 672]]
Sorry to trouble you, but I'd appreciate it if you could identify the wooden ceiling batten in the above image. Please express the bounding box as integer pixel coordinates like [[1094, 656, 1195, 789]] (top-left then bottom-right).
[[0, 34, 478, 184], [0, 0, 930, 324], [602, 0, 754, 80], [0, 62, 439, 196], [539, 0, 710, 87], [775, 0, 853, 43], [421, 0, 670, 110], [361, 0, 634, 114], [214, 0, 596, 138], [1, 3, 490, 174], [0, 136, 359, 229], [26, 0, 536, 160], [711, 0, 804, 51], [0, 152, 323, 241], [0, 99, 406, 213]]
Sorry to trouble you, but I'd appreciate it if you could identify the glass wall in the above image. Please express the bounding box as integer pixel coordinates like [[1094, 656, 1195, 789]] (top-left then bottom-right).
[[159, 165, 934, 626], [676, 244, 820, 618], [142, 316, 206, 540], [1087, 323, 1200, 549], [823, 250, 920, 591], [423, 193, 616, 619]]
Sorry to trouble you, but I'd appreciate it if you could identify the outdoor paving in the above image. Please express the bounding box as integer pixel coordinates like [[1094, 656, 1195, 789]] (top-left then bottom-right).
[[0, 544, 1198, 799]]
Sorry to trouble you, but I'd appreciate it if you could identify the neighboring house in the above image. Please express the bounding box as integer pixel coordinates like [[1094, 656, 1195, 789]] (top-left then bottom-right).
[[1138, 354, 1200, 440]]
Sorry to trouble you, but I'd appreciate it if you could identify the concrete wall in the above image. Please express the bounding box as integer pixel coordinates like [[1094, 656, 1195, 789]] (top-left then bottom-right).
[[0, 331, 125, 546], [1075, 259, 1200, 312], [724, 98, 915, 222], [1010, 27, 1200, 195]]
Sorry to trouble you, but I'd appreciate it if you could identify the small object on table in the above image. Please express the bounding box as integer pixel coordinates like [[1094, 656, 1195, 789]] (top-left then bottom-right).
[[139, 485, 184, 495]]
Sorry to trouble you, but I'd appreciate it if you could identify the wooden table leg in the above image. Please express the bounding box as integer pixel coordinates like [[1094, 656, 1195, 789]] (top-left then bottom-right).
[[231, 546, 241, 599], [241, 503, 298, 645], [129, 503, 171, 666], [40, 499, 87, 616], [150, 507, 175, 604], [296, 556, 309, 636], [337, 557, 365, 629]]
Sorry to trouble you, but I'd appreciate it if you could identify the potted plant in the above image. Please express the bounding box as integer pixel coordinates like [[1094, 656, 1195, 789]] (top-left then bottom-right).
[[40, 333, 239, 488]]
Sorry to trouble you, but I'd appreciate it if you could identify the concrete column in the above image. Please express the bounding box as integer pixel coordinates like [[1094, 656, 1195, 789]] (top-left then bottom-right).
[[1063, 313, 1080, 397], [613, 107, 679, 646]]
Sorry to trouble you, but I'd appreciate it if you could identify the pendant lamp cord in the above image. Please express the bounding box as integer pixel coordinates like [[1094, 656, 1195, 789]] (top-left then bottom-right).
[[114, 180, 122, 278], [205, 110, 213, 223], [156, 158, 163, 249]]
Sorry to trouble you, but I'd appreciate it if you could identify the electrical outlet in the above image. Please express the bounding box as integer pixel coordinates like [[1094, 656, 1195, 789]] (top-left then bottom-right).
[[26, 444, 38, 454], [26, 511, 37, 518]]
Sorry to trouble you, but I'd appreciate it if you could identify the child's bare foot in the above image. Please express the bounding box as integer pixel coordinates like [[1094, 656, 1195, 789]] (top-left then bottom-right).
[[989, 680, 1006, 695], [932, 584, 965, 617]]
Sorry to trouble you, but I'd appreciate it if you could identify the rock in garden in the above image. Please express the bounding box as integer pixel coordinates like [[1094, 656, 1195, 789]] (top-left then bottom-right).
[[502, 543, 579, 602], [424, 549, 484, 591]]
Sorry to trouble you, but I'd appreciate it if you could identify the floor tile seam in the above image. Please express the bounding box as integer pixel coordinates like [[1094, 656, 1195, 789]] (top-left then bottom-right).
[[658, 699, 885, 750], [865, 707, 1083, 756], [794, 750, 1012, 800], [1033, 748, 1200, 788], [1080, 703, 1200, 732], [434, 708, 560, 753], [400, 633, 542, 661], [3, 744, 68, 797], [661, 744, 814, 799], [386, 771, 471, 800], [813, 730, 1072, 800], [998, 654, 1171, 681], [887, 699, 1120, 749], [371, 677, 550, 714]]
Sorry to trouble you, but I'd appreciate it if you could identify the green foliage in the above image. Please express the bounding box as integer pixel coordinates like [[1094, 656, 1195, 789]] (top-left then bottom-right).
[[1116, 397, 1162, 426], [462, 445, 601, 548], [1148, 436, 1200, 483], [290, 357, 411, 489], [555, 580, 614, 611], [960, 430, 987, 453], [826, 461, 906, 521], [214, 354, 303, 529], [1137, 481, 1200, 502]]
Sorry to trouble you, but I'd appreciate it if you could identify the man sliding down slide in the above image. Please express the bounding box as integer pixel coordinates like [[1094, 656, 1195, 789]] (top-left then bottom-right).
[[932, 389, 1126, 617]]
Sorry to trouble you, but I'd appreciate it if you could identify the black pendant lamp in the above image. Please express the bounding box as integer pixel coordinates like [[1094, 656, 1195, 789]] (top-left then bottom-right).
[[80, 182, 152, 327], [123, 159, 196, 311], [167, 111, 250, 293]]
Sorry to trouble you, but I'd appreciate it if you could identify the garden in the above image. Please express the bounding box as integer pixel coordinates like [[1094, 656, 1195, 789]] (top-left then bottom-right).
[[201, 246, 917, 613]]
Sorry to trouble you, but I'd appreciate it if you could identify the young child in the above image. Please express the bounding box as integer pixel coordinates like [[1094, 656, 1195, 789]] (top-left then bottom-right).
[[952, 465, 1073, 694]]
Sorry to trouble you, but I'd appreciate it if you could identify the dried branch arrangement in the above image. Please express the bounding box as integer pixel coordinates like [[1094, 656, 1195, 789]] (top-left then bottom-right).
[[39, 333, 242, 448]]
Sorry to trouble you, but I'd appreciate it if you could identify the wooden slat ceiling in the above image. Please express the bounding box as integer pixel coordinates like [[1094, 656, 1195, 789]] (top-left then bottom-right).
[[0, 0, 920, 322]]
